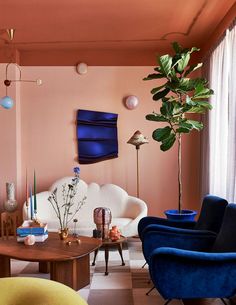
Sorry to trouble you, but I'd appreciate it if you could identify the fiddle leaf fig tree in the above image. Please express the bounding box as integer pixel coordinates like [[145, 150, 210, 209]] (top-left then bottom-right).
[[144, 42, 213, 213]]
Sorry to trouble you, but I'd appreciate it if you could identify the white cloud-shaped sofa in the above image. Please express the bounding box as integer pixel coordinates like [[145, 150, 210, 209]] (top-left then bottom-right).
[[23, 177, 148, 237]]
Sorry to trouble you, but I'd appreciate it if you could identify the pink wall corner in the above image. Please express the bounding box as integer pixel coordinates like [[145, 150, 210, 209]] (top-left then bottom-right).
[[18, 66, 201, 216]]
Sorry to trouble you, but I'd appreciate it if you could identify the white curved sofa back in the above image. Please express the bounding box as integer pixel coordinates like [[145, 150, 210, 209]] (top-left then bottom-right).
[[23, 177, 148, 237]]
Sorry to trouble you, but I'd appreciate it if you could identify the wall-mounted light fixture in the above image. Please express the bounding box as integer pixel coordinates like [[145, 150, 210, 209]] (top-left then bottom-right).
[[125, 95, 139, 110], [76, 63, 88, 75], [1, 63, 42, 109]]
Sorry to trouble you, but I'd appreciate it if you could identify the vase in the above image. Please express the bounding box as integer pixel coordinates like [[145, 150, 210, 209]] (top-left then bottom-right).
[[4, 182, 18, 212], [58, 228, 69, 240], [109, 225, 121, 241], [93, 207, 112, 240]]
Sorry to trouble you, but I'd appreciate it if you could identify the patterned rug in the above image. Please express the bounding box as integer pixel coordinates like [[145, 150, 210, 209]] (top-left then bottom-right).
[[11, 237, 231, 305]]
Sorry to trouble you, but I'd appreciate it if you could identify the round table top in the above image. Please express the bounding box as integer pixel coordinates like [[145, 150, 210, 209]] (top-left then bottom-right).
[[0, 233, 102, 262]]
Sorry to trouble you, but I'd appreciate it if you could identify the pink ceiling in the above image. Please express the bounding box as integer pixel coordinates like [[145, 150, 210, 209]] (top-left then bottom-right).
[[0, 0, 235, 65]]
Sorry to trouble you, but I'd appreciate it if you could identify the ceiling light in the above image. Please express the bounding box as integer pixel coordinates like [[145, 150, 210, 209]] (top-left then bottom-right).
[[1, 63, 42, 109]]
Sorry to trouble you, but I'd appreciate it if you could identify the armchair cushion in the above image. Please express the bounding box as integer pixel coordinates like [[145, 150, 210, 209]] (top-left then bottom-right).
[[150, 247, 236, 299]]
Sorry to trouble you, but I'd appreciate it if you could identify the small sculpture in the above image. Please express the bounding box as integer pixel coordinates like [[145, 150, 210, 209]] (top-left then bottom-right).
[[109, 225, 121, 241]]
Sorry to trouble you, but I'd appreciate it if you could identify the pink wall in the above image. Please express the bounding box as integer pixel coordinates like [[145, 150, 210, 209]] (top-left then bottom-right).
[[16, 66, 201, 215]]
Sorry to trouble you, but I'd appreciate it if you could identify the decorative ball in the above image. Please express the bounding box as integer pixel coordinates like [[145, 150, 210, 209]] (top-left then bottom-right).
[[76, 63, 88, 75], [0, 96, 14, 109], [36, 79, 43, 85], [125, 95, 139, 110], [24, 235, 36, 246], [4, 79, 11, 86]]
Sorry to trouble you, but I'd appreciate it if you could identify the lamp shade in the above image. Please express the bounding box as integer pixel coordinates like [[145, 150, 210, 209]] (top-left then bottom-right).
[[0, 96, 14, 109], [127, 130, 148, 148]]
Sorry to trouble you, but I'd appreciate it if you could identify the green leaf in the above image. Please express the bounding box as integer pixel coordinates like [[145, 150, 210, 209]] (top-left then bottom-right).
[[195, 101, 213, 110], [153, 88, 170, 101], [176, 127, 191, 133], [177, 53, 190, 73], [179, 121, 193, 130], [189, 47, 200, 53], [160, 134, 176, 151], [172, 42, 182, 53], [186, 95, 197, 106], [146, 114, 168, 122], [187, 120, 203, 130], [184, 63, 203, 77], [188, 106, 208, 113], [151, 84, 166, 94], [158, 55, 172, 76], [160, 102, 174, 116], [152, 126, 172, 142], [143, 73, 165, 81]]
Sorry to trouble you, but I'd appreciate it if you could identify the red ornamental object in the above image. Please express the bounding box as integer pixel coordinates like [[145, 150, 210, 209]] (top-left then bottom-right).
[[109, 226, 121, 241]]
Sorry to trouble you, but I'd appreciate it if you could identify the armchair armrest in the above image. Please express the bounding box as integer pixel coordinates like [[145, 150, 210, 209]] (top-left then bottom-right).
[[142, 225, 216, 263], [138, 216, 196, 239], [150, 247, 236, 299]]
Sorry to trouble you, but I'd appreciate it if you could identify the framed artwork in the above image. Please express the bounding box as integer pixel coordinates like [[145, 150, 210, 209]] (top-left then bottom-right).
[[77, 109, 118, 164]]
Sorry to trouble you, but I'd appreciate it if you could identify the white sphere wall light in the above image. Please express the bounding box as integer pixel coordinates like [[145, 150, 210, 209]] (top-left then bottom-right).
[[125, 95, 139, 110], [76, 63, 88, 75]]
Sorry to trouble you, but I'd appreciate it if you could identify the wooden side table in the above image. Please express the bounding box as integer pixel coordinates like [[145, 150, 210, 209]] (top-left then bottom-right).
[[92, 236, 126, 275]]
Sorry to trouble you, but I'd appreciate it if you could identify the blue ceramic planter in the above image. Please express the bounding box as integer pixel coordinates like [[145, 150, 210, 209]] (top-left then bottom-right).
[[164, 209, 197, 221]]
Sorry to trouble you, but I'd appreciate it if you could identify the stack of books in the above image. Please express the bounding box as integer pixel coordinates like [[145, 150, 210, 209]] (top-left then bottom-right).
[[17, 220, 48, 242]]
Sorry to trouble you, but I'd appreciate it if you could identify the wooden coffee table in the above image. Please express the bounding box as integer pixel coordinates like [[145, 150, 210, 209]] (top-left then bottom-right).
[[0, 232, 101, 290], [92, 236, 126, 275]]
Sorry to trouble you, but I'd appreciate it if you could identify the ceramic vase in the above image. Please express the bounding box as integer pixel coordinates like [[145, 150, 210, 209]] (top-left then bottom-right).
[[4, 182, 18, 212], [93, 207, 112, 240]]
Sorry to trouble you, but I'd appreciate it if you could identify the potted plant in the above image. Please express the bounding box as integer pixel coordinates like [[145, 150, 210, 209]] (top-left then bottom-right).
[[144, 42, 213, 220]]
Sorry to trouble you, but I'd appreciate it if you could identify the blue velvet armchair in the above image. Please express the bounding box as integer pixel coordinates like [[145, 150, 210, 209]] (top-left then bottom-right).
[[141, 195, 228, 265], [138, 195, 228, 240], [149, 203, 236, 305]]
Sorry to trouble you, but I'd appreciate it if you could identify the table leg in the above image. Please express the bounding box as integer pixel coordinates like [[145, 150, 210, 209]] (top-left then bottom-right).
[[0, 256, 10, 277], [117, 242, 125, 266], [50, 255, 90, 290], [92, 249, 99, 266], [39, 261, 50, 273], [105, 245, 109, 275]]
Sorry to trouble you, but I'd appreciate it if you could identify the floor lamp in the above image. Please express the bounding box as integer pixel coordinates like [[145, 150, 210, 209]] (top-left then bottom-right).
[[127, 130, 148, 197]]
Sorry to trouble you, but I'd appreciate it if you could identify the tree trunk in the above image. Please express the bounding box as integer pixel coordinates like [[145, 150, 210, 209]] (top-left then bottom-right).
[[178, 134, 182, 213]]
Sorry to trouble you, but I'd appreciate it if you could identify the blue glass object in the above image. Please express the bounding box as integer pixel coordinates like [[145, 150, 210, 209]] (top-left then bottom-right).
[[1, 96, 14, 109], [77, 109, 118, 164]]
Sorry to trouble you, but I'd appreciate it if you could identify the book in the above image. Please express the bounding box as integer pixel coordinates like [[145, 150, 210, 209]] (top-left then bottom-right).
[[17, 231, 48, 237], [17, 234, 48, 243], [17, 220, 48, 235]]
